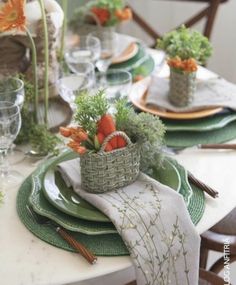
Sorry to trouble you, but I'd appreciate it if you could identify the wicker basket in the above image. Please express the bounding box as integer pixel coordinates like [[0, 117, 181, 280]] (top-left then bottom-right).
[[169, 68, 197, 107], [80, 131, 140, 193]]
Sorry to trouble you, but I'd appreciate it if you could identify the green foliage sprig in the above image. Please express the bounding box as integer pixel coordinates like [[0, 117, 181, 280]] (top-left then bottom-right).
[[115, 99, 166, 172], [15, 75, 60, 156], [157, 25, 213, 64], [75, 90, 109, 136]]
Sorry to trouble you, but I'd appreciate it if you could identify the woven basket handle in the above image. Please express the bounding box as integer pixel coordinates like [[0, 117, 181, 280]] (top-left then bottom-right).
[[99, 131, 132, 153]]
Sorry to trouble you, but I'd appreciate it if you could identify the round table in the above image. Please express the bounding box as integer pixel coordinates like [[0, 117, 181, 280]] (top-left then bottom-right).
[[1, 45, 236, 285]]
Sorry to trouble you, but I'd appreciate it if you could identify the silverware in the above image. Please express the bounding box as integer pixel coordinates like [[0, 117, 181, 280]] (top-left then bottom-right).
[[187, 172, 219, 198], [26, 205, 97, 264]]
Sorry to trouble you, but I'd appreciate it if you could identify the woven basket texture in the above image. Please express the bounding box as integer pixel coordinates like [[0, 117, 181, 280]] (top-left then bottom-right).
[[80, 131, 140, 193], [169, 68, 197, 107]]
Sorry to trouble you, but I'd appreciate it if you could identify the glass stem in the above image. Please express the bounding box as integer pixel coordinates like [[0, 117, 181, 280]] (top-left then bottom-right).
[[0, 149, 9, 178]]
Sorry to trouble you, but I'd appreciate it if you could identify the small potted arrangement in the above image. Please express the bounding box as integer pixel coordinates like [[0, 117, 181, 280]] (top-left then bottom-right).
[[60, 90, 165, 193], [70, 0, 132, 35], [157, 25, 213, 107]]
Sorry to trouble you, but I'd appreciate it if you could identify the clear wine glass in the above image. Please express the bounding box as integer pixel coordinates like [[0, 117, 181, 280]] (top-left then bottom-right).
[[0, 101, 22, 189], [96, 69, 132, 112], [65, 35, 101, 71], [0, 77, 25, 164], [89, 30, 118, 73], [57, 61, 96, 112], [0, 77, 25, 108]]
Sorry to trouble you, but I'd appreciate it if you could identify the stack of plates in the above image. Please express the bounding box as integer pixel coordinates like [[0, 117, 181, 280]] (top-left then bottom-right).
[[109, 42, 155, 80], [129, 77, 236, 148], [17, 150, 205, 255], [104, 33, 157, 80]]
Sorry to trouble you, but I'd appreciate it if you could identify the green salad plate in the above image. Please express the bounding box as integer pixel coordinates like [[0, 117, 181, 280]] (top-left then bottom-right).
[[36, 152, 189, 227]]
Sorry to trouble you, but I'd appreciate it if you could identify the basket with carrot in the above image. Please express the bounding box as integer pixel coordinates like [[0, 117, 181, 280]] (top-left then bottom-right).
[[60, 90, 165, 193]]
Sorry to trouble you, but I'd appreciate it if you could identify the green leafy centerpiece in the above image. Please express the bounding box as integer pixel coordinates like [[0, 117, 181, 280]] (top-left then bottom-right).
[[60, 90, 165, 193], [157, 25, 213, 107], [70, 0, 132, 34]]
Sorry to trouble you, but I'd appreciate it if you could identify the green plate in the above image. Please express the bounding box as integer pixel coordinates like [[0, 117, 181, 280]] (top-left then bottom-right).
[[30, 173, 117, 235], [20, 177, 129, 256], [153, 159, 181, 193], [165, 120, 236, 148], [41, 152, 182, 223], [17, 157, 204, 255], [152, 158, 193, 206], [110, 44, 155, 79], [163, 112, 236, 132], [32, 151, 110, 223]]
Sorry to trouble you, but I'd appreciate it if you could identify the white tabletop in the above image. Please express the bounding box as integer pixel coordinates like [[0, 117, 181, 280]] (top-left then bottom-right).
[[1, 51, 236, 285]]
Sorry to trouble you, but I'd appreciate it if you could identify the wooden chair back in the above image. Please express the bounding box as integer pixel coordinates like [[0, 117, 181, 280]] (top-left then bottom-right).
[[128, 0, 229, 43]]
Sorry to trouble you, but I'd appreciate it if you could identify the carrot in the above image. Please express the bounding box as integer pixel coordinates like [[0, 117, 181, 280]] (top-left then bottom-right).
[[96, 132, 114, 152], [71, 134, 81, 143], [109, 137, 117, 149], [97, 132, 105, 144], [104, 142, 113, 152], [115, 8, 132, 21], [59, 127, 72, 137], [97, 114, 116, 136], [97, 114, 117, 149], [117, 136, 127, 149], [91, 7, 110, 25], [67, 140, 87, 154], [76, 130, 88, 142], [76, 146, 87, 155]]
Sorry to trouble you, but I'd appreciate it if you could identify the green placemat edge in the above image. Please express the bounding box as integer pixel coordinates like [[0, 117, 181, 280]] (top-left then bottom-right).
[[17, 177, 129, 256], [165, 120, 236, 148]]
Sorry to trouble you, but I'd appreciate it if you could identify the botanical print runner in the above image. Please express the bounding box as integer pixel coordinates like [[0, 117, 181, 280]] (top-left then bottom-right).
[[59, 159, 200, 285]]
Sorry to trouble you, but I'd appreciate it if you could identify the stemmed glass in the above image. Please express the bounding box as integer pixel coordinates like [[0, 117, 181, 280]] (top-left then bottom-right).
[[0, 77, 25, 108], [0, 102, 22, 189], [57, 61, 96, 112], [96, 69, 132, 113], [65, 35, 101, 71], [0, 77, 25, 164], [89, 30, 118, 73]]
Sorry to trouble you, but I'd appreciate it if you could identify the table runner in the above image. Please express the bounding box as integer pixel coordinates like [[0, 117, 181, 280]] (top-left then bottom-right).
[[147, 76, 236, 112], [59, 159, 200, 285]]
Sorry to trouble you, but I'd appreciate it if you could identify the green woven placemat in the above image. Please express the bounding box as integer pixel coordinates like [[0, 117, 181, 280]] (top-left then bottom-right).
[[17, 162, 205, 256], [169, 159, 205, 225], [17, 177, 129, 256], [165, 120, 236, 148]]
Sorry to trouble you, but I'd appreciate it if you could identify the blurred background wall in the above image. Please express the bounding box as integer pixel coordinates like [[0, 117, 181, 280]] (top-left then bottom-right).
[[59, 0, 236, 83]]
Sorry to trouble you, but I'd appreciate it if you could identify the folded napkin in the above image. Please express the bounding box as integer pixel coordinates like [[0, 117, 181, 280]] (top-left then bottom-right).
[[147, 76, 236, 112], [58, 158, 200, 285]]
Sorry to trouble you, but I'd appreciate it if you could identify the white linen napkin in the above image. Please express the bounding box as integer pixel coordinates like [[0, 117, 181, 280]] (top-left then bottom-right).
[[58, 158, 200, 285], [146, 76, 236, 112]]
